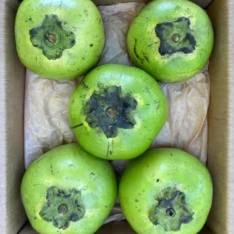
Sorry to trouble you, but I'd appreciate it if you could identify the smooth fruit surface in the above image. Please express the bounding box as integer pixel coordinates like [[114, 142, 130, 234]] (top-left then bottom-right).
[[69, 64, 167, 160], [21, 144, 117, 234], [127, 0, 214, 82], [119, 148, 213, 234], [15, 0, 104, 80]]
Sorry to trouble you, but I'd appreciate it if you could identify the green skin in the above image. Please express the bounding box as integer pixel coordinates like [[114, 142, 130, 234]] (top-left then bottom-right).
[[68, 64, 167, 160], [21, 144, 117, 234], [119, 148, 213, 234], [15, 0, 104, 80], [127, 0, 214, 83]]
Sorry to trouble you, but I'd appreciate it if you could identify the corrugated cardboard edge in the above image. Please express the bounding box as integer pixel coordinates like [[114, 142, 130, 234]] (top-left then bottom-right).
[[0, 1, 26, 233], [18, 221, 213, 234], [93, 0, 213, 8], [207, 0, 234, 233]]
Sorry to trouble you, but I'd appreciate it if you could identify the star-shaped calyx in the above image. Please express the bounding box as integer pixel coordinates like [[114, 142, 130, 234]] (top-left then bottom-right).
[[149, 188, 194, 232], [39, 186, 85, 230], [84, 85, 138, 138], [29, 14, 76, 60], [155, 17, 196, 56]]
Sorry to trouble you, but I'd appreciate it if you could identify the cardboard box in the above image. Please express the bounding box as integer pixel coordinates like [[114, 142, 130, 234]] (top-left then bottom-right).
[[0, 0, 233, 233]]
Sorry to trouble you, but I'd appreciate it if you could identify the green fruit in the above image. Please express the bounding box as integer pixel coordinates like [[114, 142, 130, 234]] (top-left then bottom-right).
[[119, 148, 213, 234], [15, 0, 104, 80], [21, 144, 117, 234], [127, 0, 214, 83], [68, 64, 167, 160]]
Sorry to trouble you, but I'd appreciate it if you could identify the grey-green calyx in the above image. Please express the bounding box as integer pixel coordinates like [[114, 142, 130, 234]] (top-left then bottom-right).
[[149, 188, 194, 231], [84, 85, 138, 138], [29, 14, 76, 60], [155, 17, 196, 56], [39, 186, 85, 230]]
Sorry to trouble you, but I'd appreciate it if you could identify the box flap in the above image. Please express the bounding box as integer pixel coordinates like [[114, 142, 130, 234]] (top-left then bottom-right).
[[207, 0, 234, 233], [0, 1, 26, 233]]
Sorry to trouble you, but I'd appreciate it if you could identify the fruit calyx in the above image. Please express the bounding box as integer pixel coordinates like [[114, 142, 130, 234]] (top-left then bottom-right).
[[84, 85, 138, 138], [39, 186, 85, 230], [29, 14, 76, 60], [155, 17, 196, 56], [149, 187, 194, 231]]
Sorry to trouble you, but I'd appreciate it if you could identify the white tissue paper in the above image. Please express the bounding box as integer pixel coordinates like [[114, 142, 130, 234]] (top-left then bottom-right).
[[24, 2, 210, 223]]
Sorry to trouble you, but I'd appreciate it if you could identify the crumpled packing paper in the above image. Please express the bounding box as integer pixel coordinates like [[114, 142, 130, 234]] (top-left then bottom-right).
[[24, 2, 210, 224]]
